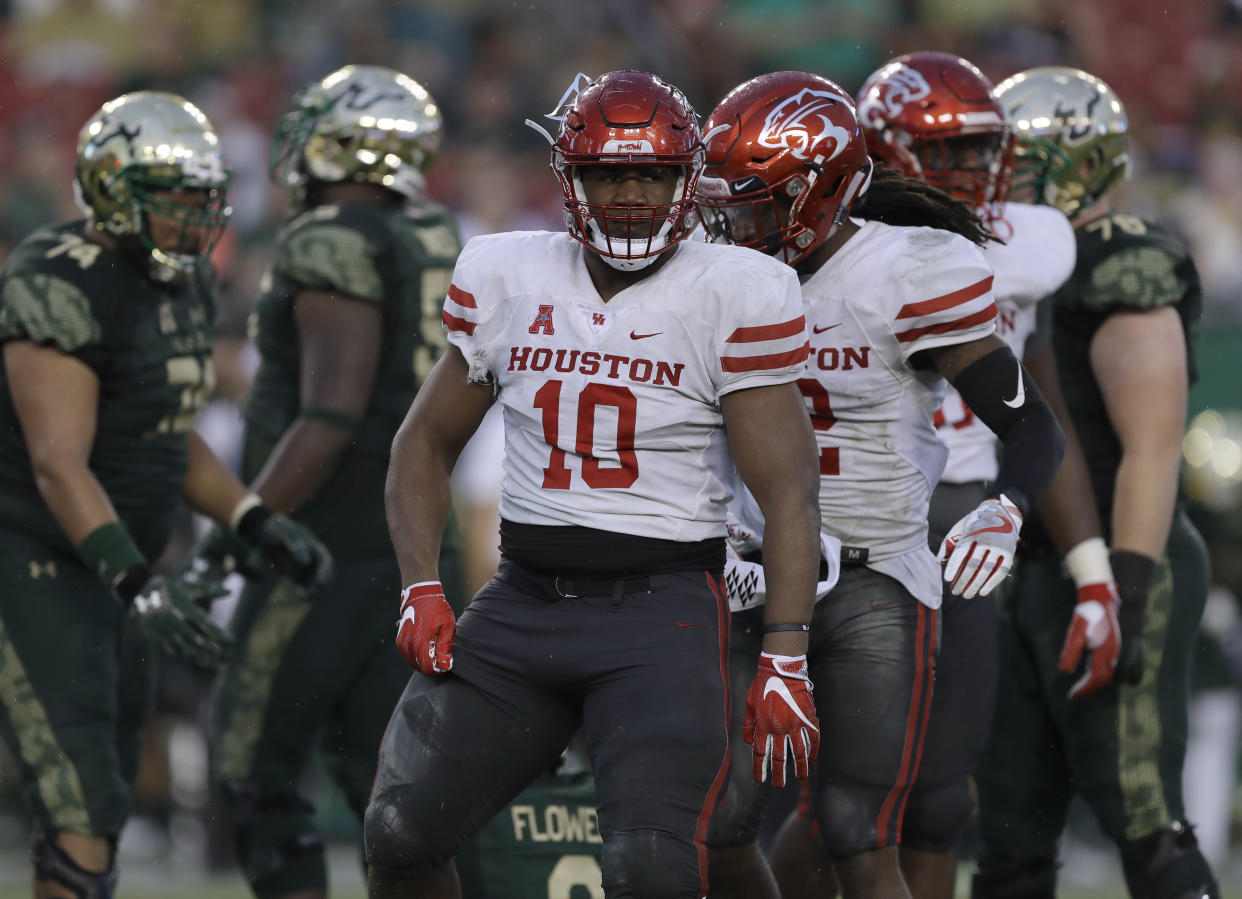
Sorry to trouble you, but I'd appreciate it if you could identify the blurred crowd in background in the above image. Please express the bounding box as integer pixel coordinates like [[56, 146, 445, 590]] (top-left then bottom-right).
[[1, 0, 1242, 889]]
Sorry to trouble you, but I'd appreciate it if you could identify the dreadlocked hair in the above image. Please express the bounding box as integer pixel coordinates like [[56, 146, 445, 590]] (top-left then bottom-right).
[[852, 165, 996, 246]]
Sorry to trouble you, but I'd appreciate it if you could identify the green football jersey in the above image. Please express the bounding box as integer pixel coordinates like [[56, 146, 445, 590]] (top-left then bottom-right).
[[1028, 212, 1201, 552], [0, 221, 215, 558], [242, 200, 460, 559], [457, 771, 604, 899]]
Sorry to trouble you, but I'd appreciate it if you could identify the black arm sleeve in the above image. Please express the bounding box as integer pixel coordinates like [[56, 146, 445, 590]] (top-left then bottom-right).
[[950, 346, 1066, 517]]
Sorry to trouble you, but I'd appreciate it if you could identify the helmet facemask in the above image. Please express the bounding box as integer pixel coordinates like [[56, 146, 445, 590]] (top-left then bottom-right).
[[698, 160, 872, 266], [914, 129, 1014, 223], [127, 174, 231, 282], [556, 152, 701, 271]]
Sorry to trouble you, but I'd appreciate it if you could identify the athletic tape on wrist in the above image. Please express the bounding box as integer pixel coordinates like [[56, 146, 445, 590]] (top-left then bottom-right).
[[1064, 537, 1114, 588]]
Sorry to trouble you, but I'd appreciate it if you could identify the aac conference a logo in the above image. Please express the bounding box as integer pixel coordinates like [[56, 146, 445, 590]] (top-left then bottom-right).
[[757, 88, 854, 162]]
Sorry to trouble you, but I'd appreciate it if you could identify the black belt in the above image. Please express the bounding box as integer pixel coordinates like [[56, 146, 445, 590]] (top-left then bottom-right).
[[497, 559, 651, 601], [745, 545, 864, 573], [841, 545, 870, 566]]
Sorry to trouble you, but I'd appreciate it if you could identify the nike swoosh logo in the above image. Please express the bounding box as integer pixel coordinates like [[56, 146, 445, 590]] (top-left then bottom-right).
[[812, 323, 841, 334], [761, 676, 819, 732], [630, 331, 662, 340], [1003, 365, 1026, 408], [966, 517, 1015, 537]]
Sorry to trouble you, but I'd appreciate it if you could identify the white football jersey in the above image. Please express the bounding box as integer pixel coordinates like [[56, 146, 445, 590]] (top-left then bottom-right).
[[800, 220, 996, 608], [937, 203, 1076, 484], [442, 231, 808, 542]]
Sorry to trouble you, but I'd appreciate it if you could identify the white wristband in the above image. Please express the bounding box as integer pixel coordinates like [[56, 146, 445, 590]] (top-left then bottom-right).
[[1064, 537, 1114, 588], [228, 493, 264, 532]]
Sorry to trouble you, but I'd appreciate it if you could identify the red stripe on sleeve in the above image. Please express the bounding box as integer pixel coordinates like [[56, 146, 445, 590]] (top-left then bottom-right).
[[721, 342, 810, 372], [895, 303, 996, 344], [441, 310, 476, 335], [447, 284, 477, 309], [896, 276, 993, 320], [725, 316, 806, 343]]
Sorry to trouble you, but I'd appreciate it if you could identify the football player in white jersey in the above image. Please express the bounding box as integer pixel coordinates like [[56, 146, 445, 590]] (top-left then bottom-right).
[[696, 71, 1066, 899], [812, 52, 1124, 899], [363, 70, 825, 899]]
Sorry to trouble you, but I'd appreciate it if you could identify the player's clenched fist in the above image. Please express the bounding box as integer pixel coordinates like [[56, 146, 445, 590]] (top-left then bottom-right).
[[743, 652, 820, 787], [1058, 580, 1121, 699], [395, 581, 455, 674]]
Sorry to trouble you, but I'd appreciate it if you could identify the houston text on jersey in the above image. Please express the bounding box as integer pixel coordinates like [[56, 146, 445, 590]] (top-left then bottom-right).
[[507, 345, 685, 386]]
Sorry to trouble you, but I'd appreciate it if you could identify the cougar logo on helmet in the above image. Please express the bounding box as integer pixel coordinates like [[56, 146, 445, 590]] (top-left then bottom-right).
[[758, 88, 854, 162], [857, 67, 931, 129]]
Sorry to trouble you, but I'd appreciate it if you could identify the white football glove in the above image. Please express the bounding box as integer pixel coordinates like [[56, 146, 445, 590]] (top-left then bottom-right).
[[937, 494, 1023, 599]]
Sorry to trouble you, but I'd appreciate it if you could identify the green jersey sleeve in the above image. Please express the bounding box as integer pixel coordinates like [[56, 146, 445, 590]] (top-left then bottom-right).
[[0, 272, 103, 355], [274, 214, 386, 303], [1079, 245, 1186, 315]]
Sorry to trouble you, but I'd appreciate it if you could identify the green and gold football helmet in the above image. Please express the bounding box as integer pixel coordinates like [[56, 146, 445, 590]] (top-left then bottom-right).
[[994, 66, 1130, 219], [270, 64, 443, 205], [75, 91, 231, 282]]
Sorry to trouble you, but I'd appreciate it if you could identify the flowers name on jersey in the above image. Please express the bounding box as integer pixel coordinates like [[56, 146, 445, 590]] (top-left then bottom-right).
[[440, 232, 807, 541]]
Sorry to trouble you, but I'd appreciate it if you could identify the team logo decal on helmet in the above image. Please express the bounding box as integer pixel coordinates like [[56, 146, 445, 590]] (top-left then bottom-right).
[[857, 67, 931, 129], [758, 88, 855, 163]]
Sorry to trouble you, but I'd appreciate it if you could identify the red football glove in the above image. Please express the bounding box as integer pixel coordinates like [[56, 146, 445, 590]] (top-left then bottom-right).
[[395, 581, 456, 675], [743, 652, 820, 788], [1058, 580, 1121, 699]]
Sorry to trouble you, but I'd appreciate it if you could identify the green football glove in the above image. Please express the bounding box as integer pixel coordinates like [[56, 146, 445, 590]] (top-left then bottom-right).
[[118, 571, 233, 669], [242, 511, 333, 590], [186, 498, 333, 592]]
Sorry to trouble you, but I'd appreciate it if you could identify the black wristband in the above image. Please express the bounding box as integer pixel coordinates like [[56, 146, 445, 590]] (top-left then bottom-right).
[[764, 622, 811, 633], [236, 504, 274, 543], [1110, 550, 1156, 633], [113, 564, 153, 607]]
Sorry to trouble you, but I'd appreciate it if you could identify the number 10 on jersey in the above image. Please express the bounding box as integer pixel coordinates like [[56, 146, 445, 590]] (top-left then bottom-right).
[[534, 381, 638, 489]]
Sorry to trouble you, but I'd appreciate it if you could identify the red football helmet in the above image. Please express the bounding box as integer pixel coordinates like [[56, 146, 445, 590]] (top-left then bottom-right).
[[697, 71, 872, 266], [551, 70, 704, 271], [856, 52, 1013, 221]]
